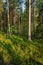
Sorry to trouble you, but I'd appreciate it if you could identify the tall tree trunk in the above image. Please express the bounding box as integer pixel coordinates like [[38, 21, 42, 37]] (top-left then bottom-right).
[[1, 20, 3, 32], [41, 15, 43, 28], [7, 0, 10, 33], [28, 0, 31, 40], [13, 8, 16, 27], [33, 8, 36, 37], [18, 0, 22, 34], [18, 14, 21, 34]]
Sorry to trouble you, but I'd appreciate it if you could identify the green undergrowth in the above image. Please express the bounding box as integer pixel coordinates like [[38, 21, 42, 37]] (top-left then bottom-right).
[[0, 33, 43, 65]]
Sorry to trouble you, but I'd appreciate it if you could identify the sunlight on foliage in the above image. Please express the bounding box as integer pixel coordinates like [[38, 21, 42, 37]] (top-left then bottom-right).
[[0, 33, 43, 65]]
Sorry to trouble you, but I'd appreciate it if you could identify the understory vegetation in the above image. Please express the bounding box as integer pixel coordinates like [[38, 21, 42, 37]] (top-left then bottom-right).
[[0, 33, 43, 65]]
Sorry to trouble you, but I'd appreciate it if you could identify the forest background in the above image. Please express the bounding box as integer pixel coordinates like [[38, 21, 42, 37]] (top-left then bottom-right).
[[0, 0, 43, 65]]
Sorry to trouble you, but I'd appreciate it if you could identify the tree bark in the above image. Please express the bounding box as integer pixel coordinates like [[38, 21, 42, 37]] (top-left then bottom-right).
[[28, 0, 31, 40], [18, 0, 22, 34], [13, 8, 16, 27], [7, 0, 10, 33]]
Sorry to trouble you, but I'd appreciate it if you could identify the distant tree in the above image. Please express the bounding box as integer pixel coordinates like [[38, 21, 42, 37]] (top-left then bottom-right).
[[18, 0, 22, 34]]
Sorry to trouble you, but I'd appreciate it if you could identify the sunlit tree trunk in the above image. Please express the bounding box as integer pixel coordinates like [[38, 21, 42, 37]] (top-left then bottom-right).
[[28, 0, 31, 40]]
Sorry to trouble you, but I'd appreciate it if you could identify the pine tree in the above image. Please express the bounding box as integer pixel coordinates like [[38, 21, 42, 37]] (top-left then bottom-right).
[[28, 0, 31, 40], [7, 0, 10, 33]]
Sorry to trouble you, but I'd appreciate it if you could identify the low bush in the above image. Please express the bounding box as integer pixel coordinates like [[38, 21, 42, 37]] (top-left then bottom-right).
[[0, 33, 43, 65]]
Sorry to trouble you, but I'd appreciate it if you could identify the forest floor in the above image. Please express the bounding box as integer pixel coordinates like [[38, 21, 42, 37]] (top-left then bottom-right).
[[0, 33, 43, 65]]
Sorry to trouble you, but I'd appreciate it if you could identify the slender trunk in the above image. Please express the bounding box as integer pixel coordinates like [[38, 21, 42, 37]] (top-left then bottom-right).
[[10, 11, 12, 26], [0, 15, 3, 32], [18, 0, 22, 34], [13, 8, 16, 27], [41, 16, 42, 28], [7, 0, 10, 33], [28, 0, 31, 40], [33, 8, 36, 37], [18, 15, 21, 34]]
